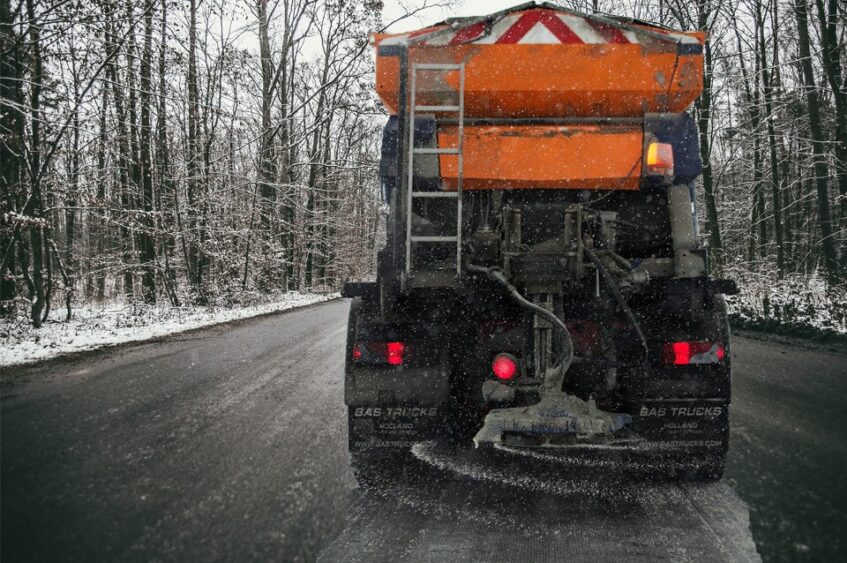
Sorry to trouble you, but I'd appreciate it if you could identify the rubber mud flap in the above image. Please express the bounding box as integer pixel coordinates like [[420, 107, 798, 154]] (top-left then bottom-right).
[[348, 405, 445, 450], [631, 399, 729, 452]]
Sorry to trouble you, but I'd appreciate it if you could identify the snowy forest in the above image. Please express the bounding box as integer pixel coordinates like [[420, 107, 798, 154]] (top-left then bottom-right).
[[1, 0, 846, 333]]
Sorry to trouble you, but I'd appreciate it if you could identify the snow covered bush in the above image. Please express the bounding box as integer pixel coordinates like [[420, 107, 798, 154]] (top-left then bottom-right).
[[726, 268, 847, 336]]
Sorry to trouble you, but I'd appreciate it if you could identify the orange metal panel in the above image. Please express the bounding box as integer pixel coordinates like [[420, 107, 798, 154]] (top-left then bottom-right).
[[374, 42, 704, 118], [436, 124, 644, 190]]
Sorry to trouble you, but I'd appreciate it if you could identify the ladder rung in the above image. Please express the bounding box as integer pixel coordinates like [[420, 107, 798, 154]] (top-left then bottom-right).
[[412, 191, 458, 198], [415, 105, 461, 112], [414, 63, 462, 71], [411, 236, 458, 243], [413, 147, 460, 155]]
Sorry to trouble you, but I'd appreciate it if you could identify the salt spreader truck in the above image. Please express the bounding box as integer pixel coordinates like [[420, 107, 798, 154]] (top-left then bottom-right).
[[343, 2, 738, 480]]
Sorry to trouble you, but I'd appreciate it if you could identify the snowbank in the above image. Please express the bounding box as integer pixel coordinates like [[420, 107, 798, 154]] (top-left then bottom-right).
[[726, 270, 847, 336], [0, 292, 338, 368]]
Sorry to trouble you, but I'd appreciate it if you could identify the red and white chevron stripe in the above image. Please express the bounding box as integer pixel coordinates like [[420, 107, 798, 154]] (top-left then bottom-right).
[[381, 8, 699, 47]]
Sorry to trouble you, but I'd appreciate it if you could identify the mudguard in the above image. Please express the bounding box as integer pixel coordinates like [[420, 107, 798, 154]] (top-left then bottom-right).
[[630, 294, 732, 461], [631, 398, 729, 453], [345, 298, 450, 450]]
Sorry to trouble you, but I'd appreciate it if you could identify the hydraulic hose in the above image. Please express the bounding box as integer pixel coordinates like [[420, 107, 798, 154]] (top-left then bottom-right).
[[466, 264, 574, 380], [582, 245, 649, 361]]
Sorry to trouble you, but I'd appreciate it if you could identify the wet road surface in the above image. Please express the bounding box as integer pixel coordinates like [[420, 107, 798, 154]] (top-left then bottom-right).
[[1, 299, 845, 561], [725, 334, 847, 562]]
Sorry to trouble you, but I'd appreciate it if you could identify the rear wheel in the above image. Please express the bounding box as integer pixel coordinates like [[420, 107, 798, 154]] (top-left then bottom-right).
[[348, 406, 415, 487], [349, 420, 385, 488], [681, 451, 726, 482], [349, 450, 383, 489]]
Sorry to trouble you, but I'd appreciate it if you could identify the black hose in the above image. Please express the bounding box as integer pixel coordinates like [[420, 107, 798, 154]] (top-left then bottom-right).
[[582, 245, 649, 361], [466, 264, 574, 375]]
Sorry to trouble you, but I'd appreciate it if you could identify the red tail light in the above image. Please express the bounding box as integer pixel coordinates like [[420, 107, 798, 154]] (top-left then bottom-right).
[[662, 341, 725, 365], [352, 341, 406, 366], [491, 353, 519, 380], [386, 342, 405, 366]]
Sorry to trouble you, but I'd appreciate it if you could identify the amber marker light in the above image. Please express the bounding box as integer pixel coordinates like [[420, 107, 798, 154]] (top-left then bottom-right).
[[646, 142, 674, 176]]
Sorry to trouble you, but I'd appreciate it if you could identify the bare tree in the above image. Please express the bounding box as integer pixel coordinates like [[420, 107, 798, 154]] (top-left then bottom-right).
[[794, 0, 838, 282], [138, 0, 156, 302], [3, 0, 842, 330]]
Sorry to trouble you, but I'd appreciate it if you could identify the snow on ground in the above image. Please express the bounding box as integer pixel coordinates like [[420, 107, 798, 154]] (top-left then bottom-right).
[[726, 269, 847, 335], [3, 269, 844, 370], [0, 292, 338, 368]]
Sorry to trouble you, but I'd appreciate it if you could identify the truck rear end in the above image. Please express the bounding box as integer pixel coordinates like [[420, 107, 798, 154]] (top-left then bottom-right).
[[344, 3, 737, 481]]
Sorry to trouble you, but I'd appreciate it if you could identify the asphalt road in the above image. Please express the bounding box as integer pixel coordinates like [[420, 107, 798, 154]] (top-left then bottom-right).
[[724, 333, 847, 562], [1, 299, 845, 562]]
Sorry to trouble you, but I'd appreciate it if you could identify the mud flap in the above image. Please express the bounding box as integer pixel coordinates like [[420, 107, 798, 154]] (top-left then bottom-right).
[[348, 404, 446, 450], [631, 399, 729, 456]]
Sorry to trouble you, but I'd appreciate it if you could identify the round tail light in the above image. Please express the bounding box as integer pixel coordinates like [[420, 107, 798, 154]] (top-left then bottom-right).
[[491, 354, 519, 381]]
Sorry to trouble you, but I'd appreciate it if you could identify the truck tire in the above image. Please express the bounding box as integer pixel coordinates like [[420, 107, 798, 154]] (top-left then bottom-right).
[[349, 449, 382, 488], [681, 452, 726, 482], [349, 428, 414, 488], [684, 295, 731, 482], [347, 404, 381, 488]]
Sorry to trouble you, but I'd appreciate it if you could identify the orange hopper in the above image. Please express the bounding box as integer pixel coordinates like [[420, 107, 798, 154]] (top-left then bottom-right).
[[371, 3, 705, 191]]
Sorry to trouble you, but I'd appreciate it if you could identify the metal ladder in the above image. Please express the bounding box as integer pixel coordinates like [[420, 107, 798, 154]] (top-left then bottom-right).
[[405, 63, 465, 283]]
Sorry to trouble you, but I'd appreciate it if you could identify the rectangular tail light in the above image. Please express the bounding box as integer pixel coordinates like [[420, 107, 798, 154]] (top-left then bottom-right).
[[662, 341, 725, 365], [352, 341, 407, 366]]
